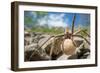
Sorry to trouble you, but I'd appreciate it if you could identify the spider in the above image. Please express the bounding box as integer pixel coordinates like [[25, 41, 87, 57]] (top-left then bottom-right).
[[47, 14, 90, 59]]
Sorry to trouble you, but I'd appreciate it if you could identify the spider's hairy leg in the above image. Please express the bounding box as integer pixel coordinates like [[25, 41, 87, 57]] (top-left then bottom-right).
[[72, 34, 90, 45], [49, 37, 55, 57]]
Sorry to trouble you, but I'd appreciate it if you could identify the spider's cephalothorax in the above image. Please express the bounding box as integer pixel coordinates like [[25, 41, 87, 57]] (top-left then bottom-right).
[[64, 27, 72, 39]]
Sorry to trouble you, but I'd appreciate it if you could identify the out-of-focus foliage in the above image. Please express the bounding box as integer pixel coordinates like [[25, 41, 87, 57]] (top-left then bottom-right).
[[24, 11, 48, 28]]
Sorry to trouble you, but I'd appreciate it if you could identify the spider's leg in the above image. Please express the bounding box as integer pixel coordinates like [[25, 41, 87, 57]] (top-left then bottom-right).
[[72, 34, 90, 45], [73, 40, 77, 47], [49, 37, 55, 57], [73, 29, 90, 37], [61, 39, 65, 53]]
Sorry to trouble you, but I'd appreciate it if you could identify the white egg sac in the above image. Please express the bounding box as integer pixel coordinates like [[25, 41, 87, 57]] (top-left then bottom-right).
[[63, 39, 76, 55]]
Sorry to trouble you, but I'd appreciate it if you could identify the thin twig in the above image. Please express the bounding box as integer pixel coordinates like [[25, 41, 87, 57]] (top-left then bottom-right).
[[72, 14, 76, 35]]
